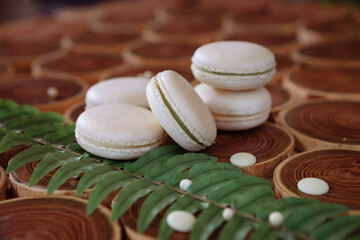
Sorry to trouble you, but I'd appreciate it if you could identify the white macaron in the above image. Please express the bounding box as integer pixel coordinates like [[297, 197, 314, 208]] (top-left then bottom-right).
[[85, 77, 150, 109], [75, 103, 164, 160], [191, 41, 276, 90], [195, 83, 272, 130], [146, 70, 217, 151]]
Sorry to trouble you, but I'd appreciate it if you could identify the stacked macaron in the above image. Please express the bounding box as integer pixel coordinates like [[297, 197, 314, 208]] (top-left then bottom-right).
[[192, 41, 275, 130]]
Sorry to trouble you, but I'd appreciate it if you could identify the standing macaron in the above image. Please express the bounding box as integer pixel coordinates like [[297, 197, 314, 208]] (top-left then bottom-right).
[[191, 41, 276, 90], [146, 70, 217, 151], [195, 83, 272, 130], [75, 103, 165, 160], [85, 77, 150, 110]]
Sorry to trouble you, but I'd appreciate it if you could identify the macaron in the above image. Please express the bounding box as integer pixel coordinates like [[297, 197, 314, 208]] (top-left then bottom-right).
[[195, 83, 271, 130], [191, 41, 276, 90], [146, 70, 217, 151], [75, 103, 165, 160], [85, 77, 150, 109]]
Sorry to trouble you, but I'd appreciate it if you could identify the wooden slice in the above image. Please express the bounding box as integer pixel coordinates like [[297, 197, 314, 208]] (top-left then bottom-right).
[[0, 196, 121, 240], [9, 161, 115, 207], [32, 50, 124, 86], [64, 101, 85, 123], [274, 149, 360, 211], [0, 60, 15, 81], [200, 122, 295, 178], [283, 67, 360, 101], [278, 100, 360, 151], [0, 145, 27, 169], [0, 75, 88, 114], [62, 30, 140, 56], [272, 55, 300, 85], [292, 41, 360, 68], [0, 166, 7, 201], [266, 84, 295, 122], [122, 40, 199, 68]]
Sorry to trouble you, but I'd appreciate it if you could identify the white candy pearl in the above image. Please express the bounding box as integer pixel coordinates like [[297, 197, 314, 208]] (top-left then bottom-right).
[[47, 87, 59, 99], [297, 177, 329, 195], [167, 210, 196, 232], [269, 211, 284, 227], [179, 179, 192, 191], [222, 208, 234, 221], [230, 152, 257, 167]]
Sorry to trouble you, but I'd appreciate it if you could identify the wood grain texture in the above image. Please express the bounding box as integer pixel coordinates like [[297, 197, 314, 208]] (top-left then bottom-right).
[[0, 166, 7, 201], [274, 149, 360, 210], [0, 196, 121, 240], [272, 55, 300, 85], [266, 84, 295, 122], [283, 67, 360, 101], [278, 100, 360, 151], [0, 145, 27, 169], [64, 101, 85, 124], [0, 60, 15, 81], [32, 50, 123, 86], [200, 122, 295, 178], [292, 41, 360, 68]]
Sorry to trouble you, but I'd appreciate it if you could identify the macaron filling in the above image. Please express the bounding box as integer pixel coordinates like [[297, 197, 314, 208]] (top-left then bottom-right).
[[193, 64, 275, 76], [213, 108, 270, 121], [154, 77, 205, 146]]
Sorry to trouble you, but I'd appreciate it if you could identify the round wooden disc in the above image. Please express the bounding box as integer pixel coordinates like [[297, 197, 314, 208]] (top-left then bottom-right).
[[283, 67, 360, 101], [0, 165, 7, 201], [0, 196, 121, 240], [200, 122, 295, 178], [274, 149, 360, 210], [278, 100, 360, 151], [266, 84, 295, 122], [272, 55, 300, 85], [0, 60, 15, 81], [292, 41, 360, 68], [64, 101, 85, 123]]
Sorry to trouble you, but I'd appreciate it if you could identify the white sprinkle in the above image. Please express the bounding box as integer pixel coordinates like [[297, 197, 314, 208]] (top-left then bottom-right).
[[222, 208, 234, 221], [137, 70, 153, 79], [47, 87, 59, 99], [297, 177, 329, 195], [179, 179, 192, 191], [230, 152, 257, 167], [269, 211, 284, 227], [167, 210, 196, 232]]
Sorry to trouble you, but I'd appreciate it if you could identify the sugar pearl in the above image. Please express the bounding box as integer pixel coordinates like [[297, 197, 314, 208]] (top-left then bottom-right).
[[222, 208, 234, 221], [179, 179, 192, 191], [230, 152, 256, 167], [297, 177, 329, 195], [47, 87, 59, 99], [167, 210, 196, 232], [269, 211, 284, 227]]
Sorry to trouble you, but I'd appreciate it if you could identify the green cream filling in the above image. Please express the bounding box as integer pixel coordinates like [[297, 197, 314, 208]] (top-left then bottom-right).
[[195, 65, 274, 76], [155, 79, 204, 146]]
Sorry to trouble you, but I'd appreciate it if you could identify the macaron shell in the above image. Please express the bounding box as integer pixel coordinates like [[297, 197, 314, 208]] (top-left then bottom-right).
[[75, 103, 164, 159], [191, 64, 275, 90], [85, 77, 150, 109], [146, 70, 217, 151], [191, 41, 276, 74]]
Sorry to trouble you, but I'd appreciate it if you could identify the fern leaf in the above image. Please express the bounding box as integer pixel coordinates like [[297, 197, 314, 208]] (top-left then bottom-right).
[[47, 156, 96, 195], [165, 162, 241, 187], [76, 163, 116, 196], [0, 129, 9, 139], [0, 105, 38, 121], [257, 197, 317, 221], [250, 223, 283, 240], [190, 204, 224, 240], [235, 185, 275, 214], [29, 151, 81, 187], [111, 179, 159, 222], [145, 153, 217, 182], [4, 112, 65, 130], [207, 176, 273, 205], [218, 214, 254, 240], [5, 144, 55, 174], [137, 186, 180, 233], [66, 143, 86, 154], [312, 215, 360, 240], [43, 123, 75, 145], [187, 171, 244, 196], [87, 171, 136, 215], [158, 195, 205, 240], [0, 131, 33, 154], [24, 123, 63, 138], [102, 159, 135, 168], [125, 145, 184, 175], [0, 99, 17, 109], [283, 203, 349, 235]]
